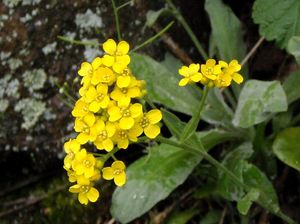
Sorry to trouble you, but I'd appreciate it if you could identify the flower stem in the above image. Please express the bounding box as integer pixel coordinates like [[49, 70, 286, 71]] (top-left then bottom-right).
[[131, 21, 175, 53], [102, 148, 120, 163], [111, 0, 121, 41], [166, 0, 208, 60], [180, 86, 209, 142]]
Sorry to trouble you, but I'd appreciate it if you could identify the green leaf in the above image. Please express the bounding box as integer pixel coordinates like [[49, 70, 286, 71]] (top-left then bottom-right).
[[129, 53, 200, 115], [237, 189, 260, 215], [110, 144, 201, 224], [283, 71, 300, 104], [243, 164, 279, 213], [252, 0, 300, 48], [218, 142, 280, 214], [287, 36, 300, 65], [218, 142, 254, 201], [110, 130, 238, 223], [166, 209, 197, 224], [205, 0, 246, 62], [273, 127, 300, 172], [233, 80, 288, 128]]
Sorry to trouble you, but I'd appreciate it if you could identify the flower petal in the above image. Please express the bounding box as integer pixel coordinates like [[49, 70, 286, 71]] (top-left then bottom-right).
[[102, 55, 114, 67], [103, 39, 116, 55], [117, 41, 130, 54], [119, 117, 134, 130], [114, 172, 126, 187], [178, 78, 189, 86], [129, 103, 143, 118], [78, 193, 89, 205], [112, 160, 126, 170], [87, 187, 99, 202], [144, 124, 160, 139], [102, 167, 114, 180], [146, 109, 162, 124], [232, 73, 243, 84]]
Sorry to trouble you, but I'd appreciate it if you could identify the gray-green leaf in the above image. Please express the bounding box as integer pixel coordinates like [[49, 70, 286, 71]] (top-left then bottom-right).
[[252, 0, 300, 48], [233, 80, 288, 128]]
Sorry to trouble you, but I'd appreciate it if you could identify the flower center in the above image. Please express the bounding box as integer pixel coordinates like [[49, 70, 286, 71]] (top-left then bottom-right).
[[114, 169, 122, 175], [121, 88, 128, 94], [206, 67, 213, 75], [120, 108, 130, 117], [82, 124, 89, 133], [98, 130, 107, 140], [139, 117, 149, 128], [83, 159, 92, 168], [80, 185, 90, 194], [118, 130, 127, 139], [122, 68, 130, 76], [82, 106, 88, 112], [96, 93, 104, 102]]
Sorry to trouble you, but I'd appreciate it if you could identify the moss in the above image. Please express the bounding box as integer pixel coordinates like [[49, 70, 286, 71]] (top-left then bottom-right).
[[14, 98, 46, 130], [23, 69, 47, 92]]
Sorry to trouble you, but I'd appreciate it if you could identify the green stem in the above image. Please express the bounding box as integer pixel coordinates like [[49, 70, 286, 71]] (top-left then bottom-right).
[[166, 0, 208, 60], [57, 35, 100, 46], [156, 136, 296, 224], [130, 21, 175, 53], [102, 148, 120, 163], [111, 0, 121, 41], [180, 86, 209, 142]]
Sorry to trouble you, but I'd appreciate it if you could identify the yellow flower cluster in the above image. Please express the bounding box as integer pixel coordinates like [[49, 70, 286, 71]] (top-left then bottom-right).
[[63, 39, 163, 205], [178, 59, 243, 88]]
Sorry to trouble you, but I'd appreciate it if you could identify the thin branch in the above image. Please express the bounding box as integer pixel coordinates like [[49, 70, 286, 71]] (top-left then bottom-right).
[[241, 37, 265, 67]]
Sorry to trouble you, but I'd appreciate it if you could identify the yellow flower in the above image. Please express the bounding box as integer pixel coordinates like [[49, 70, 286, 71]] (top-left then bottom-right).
[[178, 63, 202, 86], [112, 125, 142, 149], [78, 57, 102, 96], [69, 176, 99, 205], [200, 59, 222, 81], [74, 116, 97, 144], [134, 109, 162, 139], [72, 148, 96, 178], [91, 66, 116, 86], [108, 103, 143, 130], [72, 99, 94, 119], [219, 60, 243, 84], [63, 139, 81, 170], [84, 84, 110, 112], [102, 160, 126, 187], [93, 120, 116, 152], [102, 39, 130, 73], [111, 77, 143, 107], [116, 68, 133, 88]]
